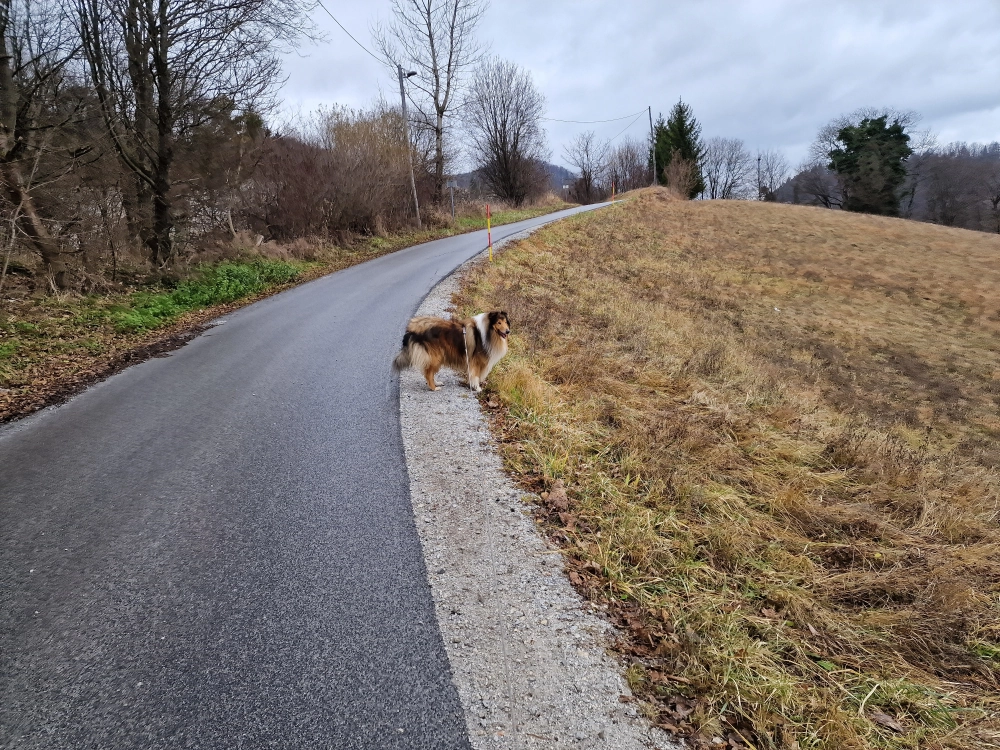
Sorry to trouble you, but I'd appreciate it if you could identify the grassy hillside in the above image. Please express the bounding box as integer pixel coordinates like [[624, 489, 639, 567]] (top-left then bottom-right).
[[456, 189, 1000, 749]]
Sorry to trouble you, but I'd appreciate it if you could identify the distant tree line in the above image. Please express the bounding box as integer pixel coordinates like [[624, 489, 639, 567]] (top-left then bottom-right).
[[564, 97, 1000, 237], [788, 107, 1000, 233], [560, 99, 790, 206]]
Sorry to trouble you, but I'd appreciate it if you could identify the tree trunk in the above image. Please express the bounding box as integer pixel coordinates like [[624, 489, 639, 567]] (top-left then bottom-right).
[[2, 162, 73, 287], [1, 30, 71, 288], [120, 176, 155, 251], [149, 0, 174, 265], [151, 171, 172, 264], [434, 111, 444, 204], [0, 29, 15, 153]]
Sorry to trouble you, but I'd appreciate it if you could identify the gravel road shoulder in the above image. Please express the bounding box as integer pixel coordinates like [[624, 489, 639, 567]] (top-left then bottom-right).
[[399, 231, 682, 750]]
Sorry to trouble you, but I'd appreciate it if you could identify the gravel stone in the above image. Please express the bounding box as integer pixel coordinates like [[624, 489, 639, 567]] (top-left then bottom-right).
[[400, 231, 682, 750]]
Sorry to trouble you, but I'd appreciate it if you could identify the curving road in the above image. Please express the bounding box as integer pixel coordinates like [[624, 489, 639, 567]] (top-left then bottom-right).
[[0, 205, 605, 749]]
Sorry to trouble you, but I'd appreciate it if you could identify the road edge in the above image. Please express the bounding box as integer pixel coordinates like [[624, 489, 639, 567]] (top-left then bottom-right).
[[398, 226, 682, 750]]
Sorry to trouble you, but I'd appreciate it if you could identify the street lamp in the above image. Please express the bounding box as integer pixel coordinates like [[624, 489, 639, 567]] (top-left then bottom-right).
[[397, 65, 421, 228]]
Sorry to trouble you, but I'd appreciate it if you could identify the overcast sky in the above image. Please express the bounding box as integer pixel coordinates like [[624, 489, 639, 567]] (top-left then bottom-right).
[[279, 0, 1000, 172]]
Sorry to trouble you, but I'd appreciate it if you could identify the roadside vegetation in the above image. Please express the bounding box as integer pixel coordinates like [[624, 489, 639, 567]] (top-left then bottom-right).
[[456, 188, 1000, 749], [0, 197, 570, 422]]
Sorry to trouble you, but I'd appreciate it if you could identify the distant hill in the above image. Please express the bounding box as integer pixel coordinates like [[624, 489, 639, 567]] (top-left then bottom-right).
[[542, 162, 576, 191], [451, 161, 577, 193]]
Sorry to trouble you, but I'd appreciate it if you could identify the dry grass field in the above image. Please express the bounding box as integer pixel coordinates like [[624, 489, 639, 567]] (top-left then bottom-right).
[[455, 189, 1000, 749]]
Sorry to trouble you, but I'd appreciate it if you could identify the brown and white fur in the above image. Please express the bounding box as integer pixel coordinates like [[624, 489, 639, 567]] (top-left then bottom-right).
[[393, 311, 510, 392]]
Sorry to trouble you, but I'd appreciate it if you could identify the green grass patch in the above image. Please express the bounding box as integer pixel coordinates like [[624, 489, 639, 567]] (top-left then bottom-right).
[[110, 259, 302, 332]]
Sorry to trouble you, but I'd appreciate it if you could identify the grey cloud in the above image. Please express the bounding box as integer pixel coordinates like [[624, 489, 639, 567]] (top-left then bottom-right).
[[281, 0, 1000, 169]]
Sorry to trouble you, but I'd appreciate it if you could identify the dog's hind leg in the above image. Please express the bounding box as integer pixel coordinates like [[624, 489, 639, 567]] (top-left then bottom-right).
[[424, 365, 440, 391]]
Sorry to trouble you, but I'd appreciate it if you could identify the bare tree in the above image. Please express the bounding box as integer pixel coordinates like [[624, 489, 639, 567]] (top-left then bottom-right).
[[564, 131, 607, 205], [463, 57, 546, 206], [808, 107, 921, 166], [702, 137, 753, 199], [923, 147, 980, 227], [982, 155, 1000, 233], [76, 0, 314, 265], [789, 162, 841, 208], [756, 148, 789, 201], [604, 136, 650, 193], [804, 107, 926, 213], [1, 0, 79, 286], [898, 128, 937, 218], [373, 0, 487, 205]]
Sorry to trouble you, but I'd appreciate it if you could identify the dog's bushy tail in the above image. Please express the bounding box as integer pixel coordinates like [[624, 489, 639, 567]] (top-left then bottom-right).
[[393, 332, 414, 371]]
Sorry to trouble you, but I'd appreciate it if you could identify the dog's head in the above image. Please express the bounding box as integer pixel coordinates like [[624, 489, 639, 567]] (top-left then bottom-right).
[[489, 311, 511, 340]]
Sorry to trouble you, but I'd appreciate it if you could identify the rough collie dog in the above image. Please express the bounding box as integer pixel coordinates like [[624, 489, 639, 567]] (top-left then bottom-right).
[[393, 311, 510, 392]]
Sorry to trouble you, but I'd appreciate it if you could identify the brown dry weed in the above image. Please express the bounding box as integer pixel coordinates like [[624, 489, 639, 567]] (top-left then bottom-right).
[[456, 188, 1000, 750]]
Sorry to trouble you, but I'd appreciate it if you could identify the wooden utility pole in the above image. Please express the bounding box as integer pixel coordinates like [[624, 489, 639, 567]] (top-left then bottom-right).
[[398, 64, 421, 228], [757, 153, 762, 200], [648, 106, 657, 187]]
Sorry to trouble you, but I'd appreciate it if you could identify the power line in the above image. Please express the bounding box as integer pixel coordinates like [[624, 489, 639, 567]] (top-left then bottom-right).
[[607, 111, 645, 143], [541, 109, 646, 124], [316, 0, 386, 66]]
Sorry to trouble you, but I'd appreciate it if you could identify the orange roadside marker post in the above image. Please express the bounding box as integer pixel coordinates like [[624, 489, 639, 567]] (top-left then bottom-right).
[[487, 203, 492, 261]]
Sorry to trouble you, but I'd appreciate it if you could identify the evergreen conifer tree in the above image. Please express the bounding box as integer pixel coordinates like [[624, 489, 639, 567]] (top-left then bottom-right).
[[652, 99, 705, 198], [827, 116, 912, 216]]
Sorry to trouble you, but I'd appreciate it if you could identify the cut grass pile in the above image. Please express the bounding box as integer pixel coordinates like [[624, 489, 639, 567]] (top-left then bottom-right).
[[455, 188, 1000, 749]]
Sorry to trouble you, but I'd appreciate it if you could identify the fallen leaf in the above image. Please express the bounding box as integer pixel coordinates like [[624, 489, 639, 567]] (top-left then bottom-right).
[[870, 711, 905, 733], [807, 623, 819, 636], [547, 479, 569, 511], [672, 699, 695, 718]]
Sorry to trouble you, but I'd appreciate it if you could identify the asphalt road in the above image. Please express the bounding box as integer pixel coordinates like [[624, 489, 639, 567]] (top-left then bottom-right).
[[0, 204, 604, 749]]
